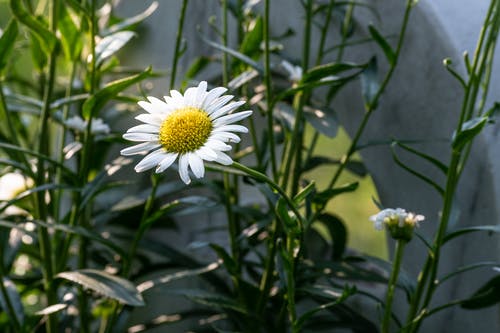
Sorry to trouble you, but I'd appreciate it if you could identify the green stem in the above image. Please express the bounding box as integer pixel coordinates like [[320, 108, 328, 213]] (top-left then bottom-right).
[[327, 0, 414, 190], [0, 247, 22, 332], [263, 0, 278, 180], [34, 0, 59, 331], [170, 0, 189, 90], [381, 240, 406, 333]]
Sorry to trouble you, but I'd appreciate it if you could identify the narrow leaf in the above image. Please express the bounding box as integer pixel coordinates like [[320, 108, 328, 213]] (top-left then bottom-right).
[[57, 269, 145, 306], [393, 140, 448, 174], [239, 16, 263, 58], [104, 2, 159, 35], [302, 62, 363, 83], [443, 225, 500, 244], [0, 278, 24, 325], [360, 56, 379, 109], [92, 31, 136, 66], [368, 25, 395, 65], [304, 105, 338, 138], [317, 213, 347, 260], [35, 303, 68, 316], [294, 181, 316, 205], [452, 116, 489, 151], [0, 20, 18, 73], [461, 275, 500, 309], [10, 0, 57, 54], [313, 182, 359, 206], [59, 6, 82, 61], [82, 66, 152, 119]]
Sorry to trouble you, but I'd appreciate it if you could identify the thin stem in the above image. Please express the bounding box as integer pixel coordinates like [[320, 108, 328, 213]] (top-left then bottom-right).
[[263, 0, 278, 180], [35, 0, 59, 331], [381, 240, 406, 333], [327, 0, 414, 190], [170, 0, 189, 90]]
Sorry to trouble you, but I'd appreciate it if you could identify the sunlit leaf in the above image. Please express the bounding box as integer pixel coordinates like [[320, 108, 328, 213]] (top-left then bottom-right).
[[35, 303, 68, 316], [104, 1, 159, 35], [0, 20, 18, 73], [57, 269, 145, 306], [92, 31, 136, 66], [59, 6, 82, 60], [82, 66, 152, 119], [452, 116, 489, 151]]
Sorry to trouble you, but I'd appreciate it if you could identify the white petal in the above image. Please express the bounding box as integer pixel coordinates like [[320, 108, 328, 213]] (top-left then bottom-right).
[[202, 87, 228, 109], [184, 86, 198, 106], [209, 101, 246, 120], [155, 152, 178, 173], [188, 152, 205, 178], [210, 132, 241, 143], [206, 139, 232, 152], [123, 132, 158, 142], [138, 98, 166, 114], [213, 110, 252, 126], [214, 151, 233, 165], [205, 95, 234, 114], [178, 154, 191, 184], [126, 124, 160, 133], [120, 142, 161, 156], [134, 149, 166, 172], [169, 90, 185, 106], [213, 124, 248, 133], [196, 146, 217, 161], [193, 81, 207, 108], [136, 113, 164, 125]]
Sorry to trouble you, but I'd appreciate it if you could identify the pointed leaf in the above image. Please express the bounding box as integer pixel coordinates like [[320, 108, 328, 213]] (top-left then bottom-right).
[[92, 31, 136, 66], [104, 2, 159, 35], [317, 213, 347, 260], [360, 56, 379, 109], [239, 16, 263, 58], [368, 25, 395, 65], [461, 275, 500, 309], [393, 141, 448, 174], [444, 225, 500, 244], [0, 278, 24, 325], [304, 105, 338, 137], [59, 6, 82, 60], [82, 66, 152, 119], [35, 303, 68, 316], [57, 269, 145, 306], [302, 62, 363, 83], [0, 20, 18, 73], [452, 116, 489, 151], [313, 182, 359, 206], [10, 0, 57, 54]]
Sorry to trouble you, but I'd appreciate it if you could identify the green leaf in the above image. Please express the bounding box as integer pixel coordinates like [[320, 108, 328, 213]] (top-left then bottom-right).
[[210, 244, 238, 275], [303, 156, 367, 176], [296, 285, 355, 331], [392, 140, 448, 174], [157, 288, 248, 314], [239, 16, 263, 58], [104, 1, 159, 35], [302, 62, 363, 84], [368, 25, 395, 65], [0, 278, 24, 326], [294, 181, 316, 205], [439, 262, 500, 286], [30, 33, 48, 71], [137, 262, 221, 293], [198, 32, 264, 74], [304, 105, 338, 138], [9, 0, 57, 54], [443, 225, 500, 244], [452, 116, 489, 151], [313, 182, 359, 206], [276, 197, 300, 235], [93, 31, 136, 66], [317, 213, 347, 260], [360, 56, 379, 109], [35, 303, 68, 316], [82, 66, 152, 119], [391, 144, 444, 196], [0, 20, 18, 74], [59, 6, 82, 61], [461, 275, 500, 309], [57, 269, 145, 306], [183, 56, 211, 81]]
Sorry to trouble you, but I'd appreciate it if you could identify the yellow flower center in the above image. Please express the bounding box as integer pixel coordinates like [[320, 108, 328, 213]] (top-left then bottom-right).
[[159, 107, 212, 153]]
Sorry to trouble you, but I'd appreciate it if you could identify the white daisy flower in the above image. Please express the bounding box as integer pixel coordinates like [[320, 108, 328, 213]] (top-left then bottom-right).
[[370, 207, 425, 241], [120, 81, 252, 184]]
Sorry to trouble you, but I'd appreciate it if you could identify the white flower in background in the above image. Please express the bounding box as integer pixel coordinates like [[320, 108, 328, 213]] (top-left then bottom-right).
[[281, 60, 303, 83], [65, 116, 110, 135], [120, 81, 252, 184], [0, 173, 34, 201], [370, 208, 425, 241]]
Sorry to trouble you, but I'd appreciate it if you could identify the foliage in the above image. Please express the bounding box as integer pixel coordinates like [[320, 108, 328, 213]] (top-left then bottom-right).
[[0, 0, 499, 332]]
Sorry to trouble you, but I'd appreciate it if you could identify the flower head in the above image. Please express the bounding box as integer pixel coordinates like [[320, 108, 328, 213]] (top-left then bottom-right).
[[121, 81, 252, 184], [0, 173, 34, 201], [370, 208, 424, 241]]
